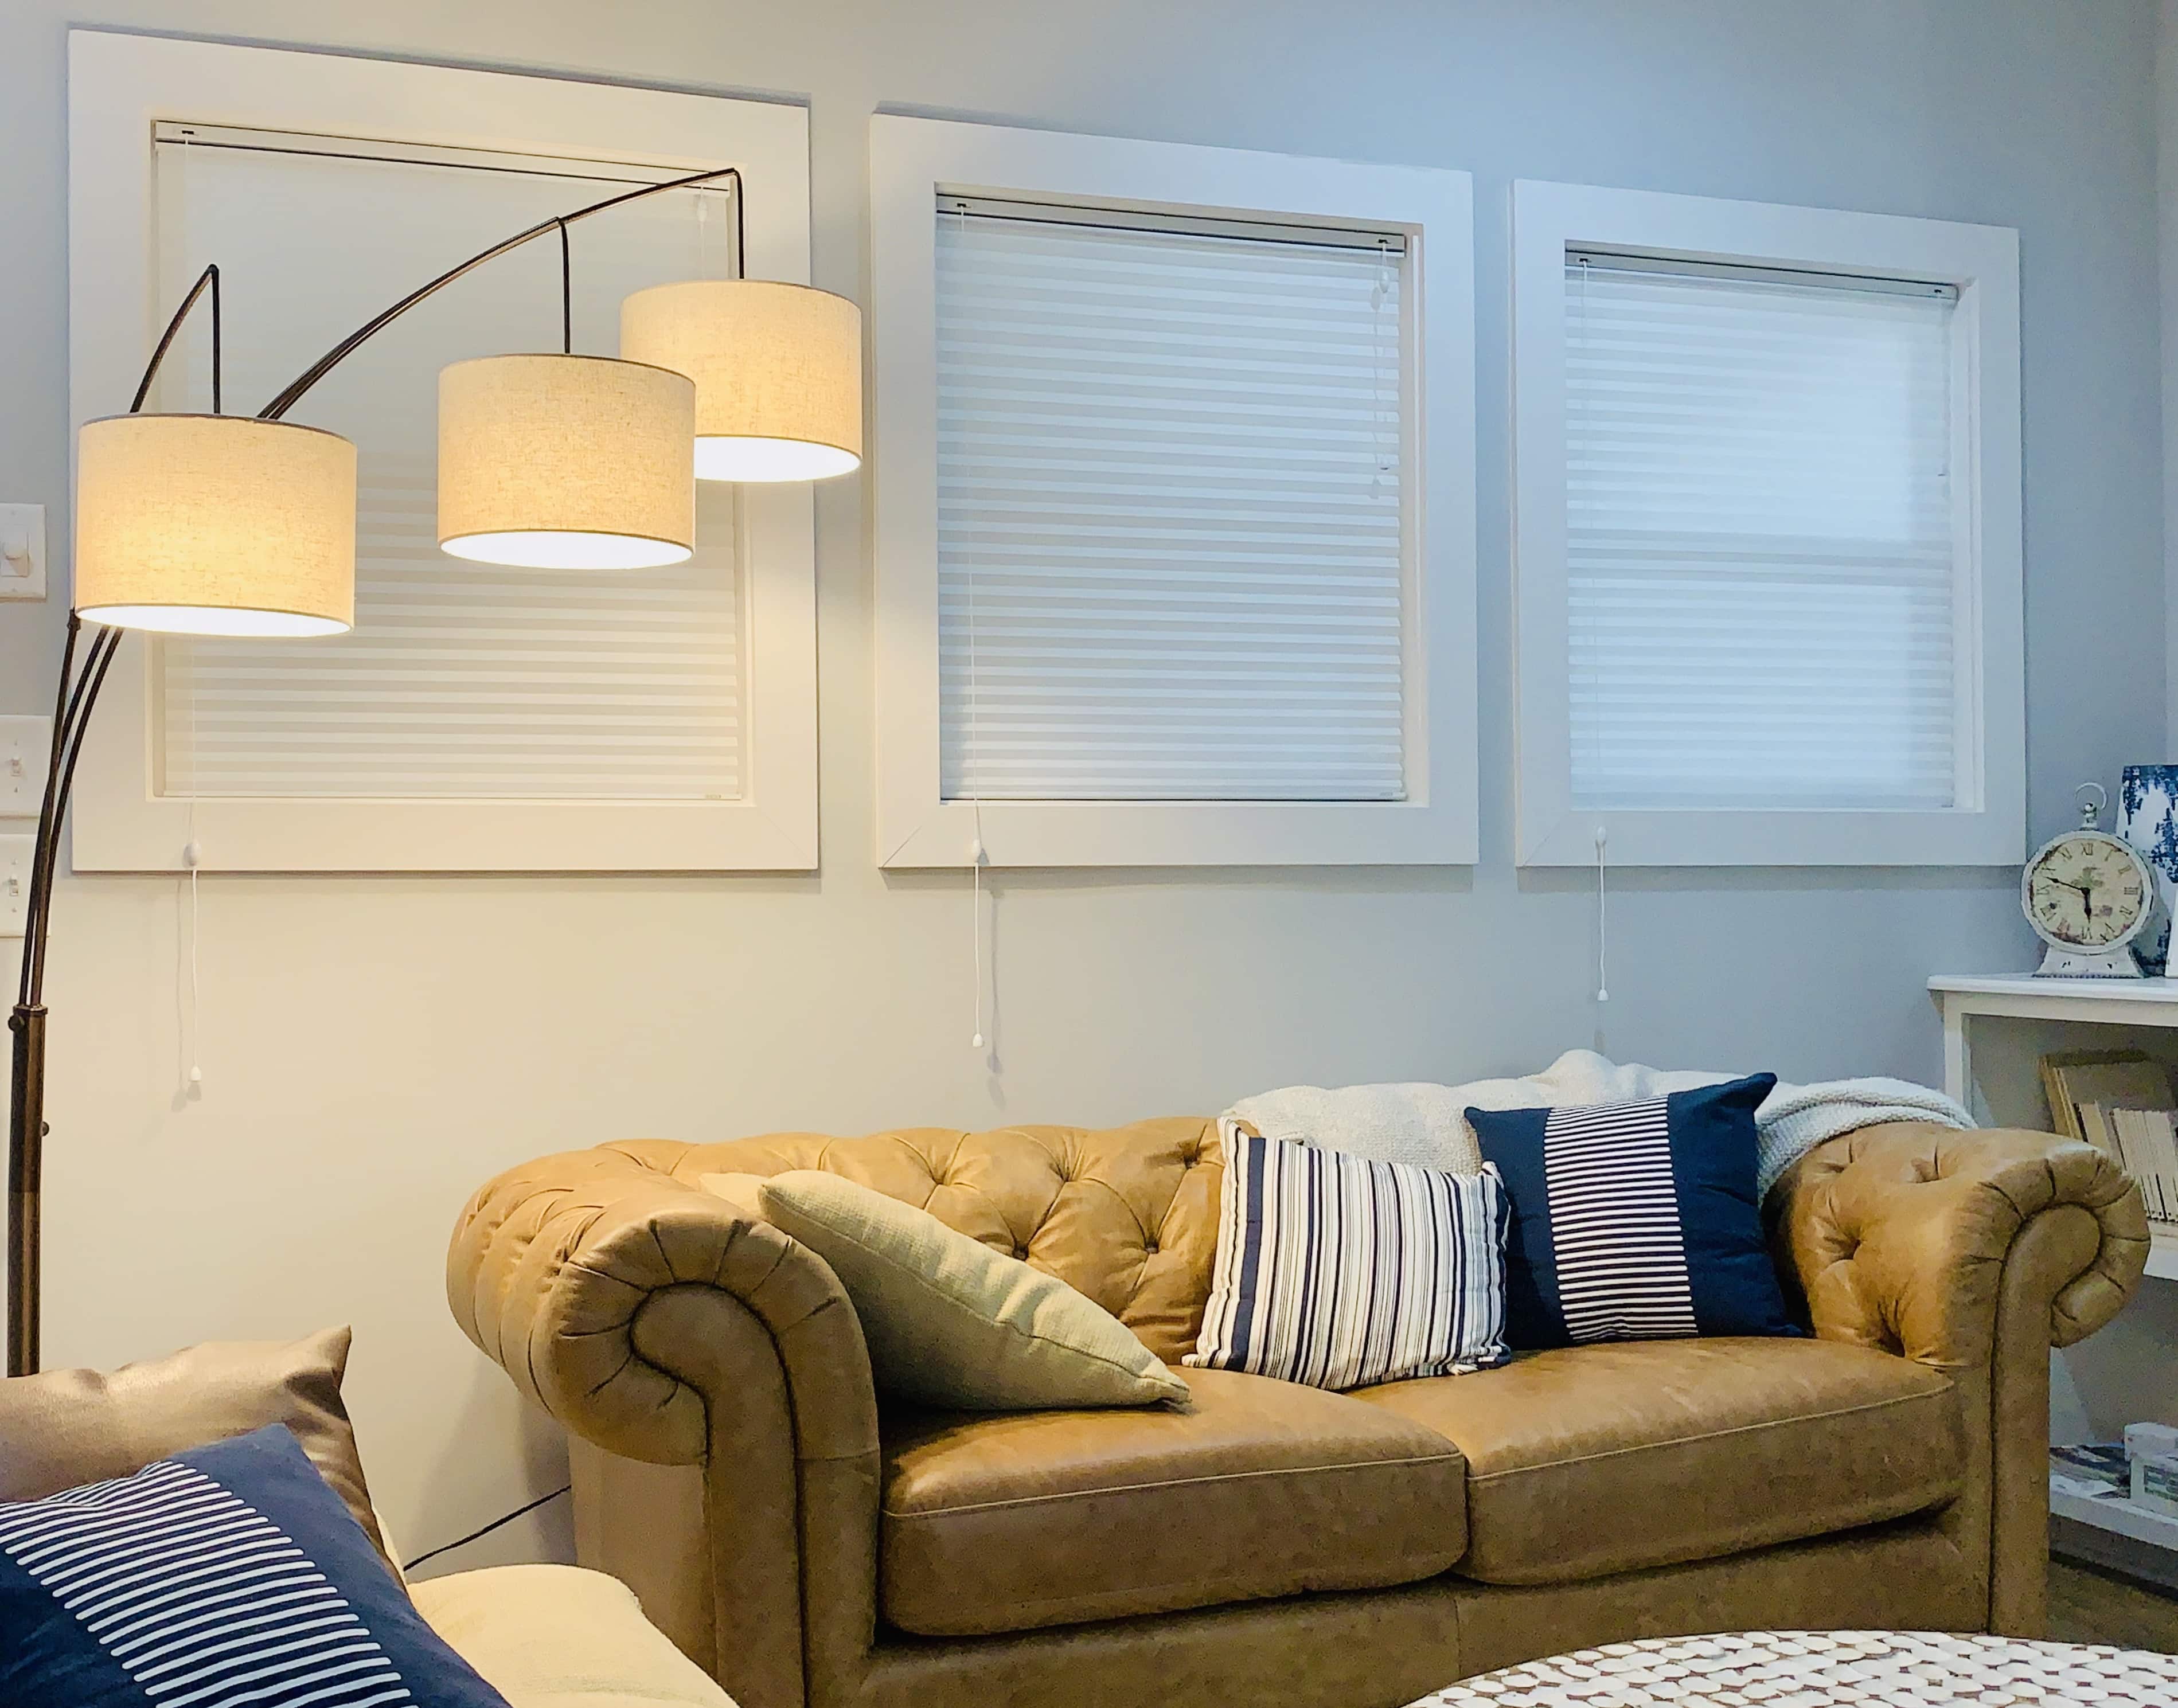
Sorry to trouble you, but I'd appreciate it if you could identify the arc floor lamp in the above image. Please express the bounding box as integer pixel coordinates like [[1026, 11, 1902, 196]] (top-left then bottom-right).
[[7, 163, 862, 1377]]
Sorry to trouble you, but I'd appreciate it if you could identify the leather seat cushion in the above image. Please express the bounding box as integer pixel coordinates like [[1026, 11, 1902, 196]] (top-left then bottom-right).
[[1352, 1337, 1961, 1586], [877, 1365, 1469, 1636]]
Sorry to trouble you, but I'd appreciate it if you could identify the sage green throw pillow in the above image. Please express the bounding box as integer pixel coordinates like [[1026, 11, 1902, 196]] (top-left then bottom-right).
[[702, 1169, 1186, 1410]]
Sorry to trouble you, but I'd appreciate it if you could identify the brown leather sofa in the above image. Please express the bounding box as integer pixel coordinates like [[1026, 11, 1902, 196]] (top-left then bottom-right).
[[450, 1116, 2148, 1708]]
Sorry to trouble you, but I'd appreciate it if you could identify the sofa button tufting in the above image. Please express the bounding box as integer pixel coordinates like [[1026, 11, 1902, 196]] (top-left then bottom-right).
[[1143, 1240, 1159, 1256]]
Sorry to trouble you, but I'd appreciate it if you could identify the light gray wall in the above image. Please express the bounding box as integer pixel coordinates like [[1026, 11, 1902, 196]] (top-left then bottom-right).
[[0, 0, 2164, 1570]]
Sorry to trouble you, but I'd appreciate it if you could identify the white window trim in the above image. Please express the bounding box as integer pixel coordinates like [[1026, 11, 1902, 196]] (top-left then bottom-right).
[[67, 30, 820, 873], [1510, 179, 2024, 868], [870, 115, 1476, 869]]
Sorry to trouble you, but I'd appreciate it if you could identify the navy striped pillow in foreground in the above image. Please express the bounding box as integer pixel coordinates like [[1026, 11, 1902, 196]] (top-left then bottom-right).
[[1466, 1074, 1800, 1351], [0, 1422, 508, 1708], [1187, 1122, 1512, 1389]]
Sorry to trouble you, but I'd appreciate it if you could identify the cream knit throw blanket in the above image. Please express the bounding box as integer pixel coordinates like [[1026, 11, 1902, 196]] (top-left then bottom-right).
[[1228, 1049, 1973, 1203]]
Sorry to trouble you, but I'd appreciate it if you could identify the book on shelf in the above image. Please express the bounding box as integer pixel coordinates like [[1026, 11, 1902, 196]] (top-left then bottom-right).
[[2081, 1102, 2178, 1225], [2040, 1050, 2178, 1233], [2040, 1050, 2175, 1144]]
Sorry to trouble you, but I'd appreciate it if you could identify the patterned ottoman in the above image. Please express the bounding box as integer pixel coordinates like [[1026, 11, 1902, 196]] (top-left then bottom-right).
[[1414, 1631, 2178, 1705]]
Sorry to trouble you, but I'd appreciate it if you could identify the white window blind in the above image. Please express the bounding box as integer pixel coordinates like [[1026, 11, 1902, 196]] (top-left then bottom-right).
[[1564, 254, 1960, 811], [935, 201, 1408, 802], [152, 128, 743, 800]]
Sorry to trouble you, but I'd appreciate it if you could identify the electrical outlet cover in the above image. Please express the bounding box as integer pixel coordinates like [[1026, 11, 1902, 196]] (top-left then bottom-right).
[[0, 833, 31, 937], [0, 716, 52, 817]]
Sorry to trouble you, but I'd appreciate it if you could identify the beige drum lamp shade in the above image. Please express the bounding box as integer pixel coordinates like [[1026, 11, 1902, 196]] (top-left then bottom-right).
[[73, 414, 357, 636], [620, 280, 862, 483], [438, 354, 696, 569]]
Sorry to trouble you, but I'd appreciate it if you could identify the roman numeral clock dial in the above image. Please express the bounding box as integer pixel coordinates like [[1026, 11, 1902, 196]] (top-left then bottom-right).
[[2024, 786, 2154, 978]]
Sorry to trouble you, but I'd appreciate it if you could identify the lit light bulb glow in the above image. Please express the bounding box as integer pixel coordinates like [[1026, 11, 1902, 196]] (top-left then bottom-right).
[[693, 436, 862, 483]]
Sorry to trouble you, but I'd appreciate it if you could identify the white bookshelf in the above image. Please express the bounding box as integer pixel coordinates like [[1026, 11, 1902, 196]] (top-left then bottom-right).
[[1927, 974, 2178, 1280], [2051, 1485, 2178, 1548], [1933, 974, 2178, 1584], [1931, 973, 2178, 1008], [2050, 1484, 2178, 1592]]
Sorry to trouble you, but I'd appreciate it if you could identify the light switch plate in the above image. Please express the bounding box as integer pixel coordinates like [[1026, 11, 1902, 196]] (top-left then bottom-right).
[[0, 504, 46, 601], [0, 716, 52, 817], [0, 834, 30, 937]]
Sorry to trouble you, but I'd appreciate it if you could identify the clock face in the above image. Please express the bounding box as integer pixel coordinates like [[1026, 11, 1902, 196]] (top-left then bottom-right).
[[2025, 833, 2148, 949]]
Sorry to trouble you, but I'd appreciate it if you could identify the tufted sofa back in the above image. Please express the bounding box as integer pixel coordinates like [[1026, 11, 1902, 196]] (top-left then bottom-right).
[[603, 1117, 1225, 1364]]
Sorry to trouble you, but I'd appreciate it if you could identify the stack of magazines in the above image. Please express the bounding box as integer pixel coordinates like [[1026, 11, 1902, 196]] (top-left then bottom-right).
[[2051, 1441, 2132, 1500]]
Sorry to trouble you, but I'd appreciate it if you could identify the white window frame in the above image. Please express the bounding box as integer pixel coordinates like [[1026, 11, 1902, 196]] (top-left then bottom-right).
[[1511, 179, 2024, 867], [871, 116, 1476, 869], [67, 30, 820, 873]]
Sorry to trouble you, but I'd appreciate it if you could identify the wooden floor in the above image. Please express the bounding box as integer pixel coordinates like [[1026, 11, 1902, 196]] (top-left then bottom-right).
[[2050, 1557, 2178, 1651]]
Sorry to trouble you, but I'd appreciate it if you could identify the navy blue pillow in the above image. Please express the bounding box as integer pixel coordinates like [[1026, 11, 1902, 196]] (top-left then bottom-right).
[[1466, 1074, 1800, 1350], [0, 1422, 508, 1708]]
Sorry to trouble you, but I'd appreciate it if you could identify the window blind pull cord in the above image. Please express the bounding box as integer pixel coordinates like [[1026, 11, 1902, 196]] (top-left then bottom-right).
[[184, 626, 204, 1091], [1594, 826, 1609, 1005], [182, 839, 203, 1086], [970, 800, 986, 1052], [959, 197, 989, 1057]]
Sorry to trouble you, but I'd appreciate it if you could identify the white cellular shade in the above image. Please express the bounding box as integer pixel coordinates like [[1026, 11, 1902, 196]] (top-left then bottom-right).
[[153, 132, 742, 801], [1563, 259, 1960, 811], [936, 206, 1407, 802]]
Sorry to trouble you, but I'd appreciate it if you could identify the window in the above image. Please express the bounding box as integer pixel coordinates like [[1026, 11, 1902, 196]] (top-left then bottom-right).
[[873, 118, 1474, 867], [69, 34, 819, 871], [1512, 181, 2023, 867], [1565, 256, 1960, 812], [938, 204, 1406, 804]]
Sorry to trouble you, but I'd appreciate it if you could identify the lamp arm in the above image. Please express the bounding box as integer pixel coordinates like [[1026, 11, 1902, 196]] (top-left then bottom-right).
[[14, 617, 78, 1013], [130, 264, 223, 416], [22, 630, 123, 1010], [16, 618, 122, 1014], [255, 164, 743, 423], [33, 261, 223, 996]]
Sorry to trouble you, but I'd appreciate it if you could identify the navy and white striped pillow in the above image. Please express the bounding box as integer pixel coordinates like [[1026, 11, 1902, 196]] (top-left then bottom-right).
[[0, 1422, 508, 1708], [1466, 1074, 1800, 1350], [1186, 1122, 1511, 1389]]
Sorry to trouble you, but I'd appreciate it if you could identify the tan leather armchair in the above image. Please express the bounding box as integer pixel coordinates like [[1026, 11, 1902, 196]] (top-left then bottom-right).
[[450, 1119, 2145, 1708]]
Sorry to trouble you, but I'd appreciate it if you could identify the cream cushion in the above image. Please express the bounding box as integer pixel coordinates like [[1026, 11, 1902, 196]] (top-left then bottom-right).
[[412, 1564, 733, 1707], [701, 1168, 1188, 1410]]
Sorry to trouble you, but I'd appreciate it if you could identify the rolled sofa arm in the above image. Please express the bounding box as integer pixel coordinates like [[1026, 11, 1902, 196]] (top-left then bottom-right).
[[448, 1146, 880, 1708], [449, 1144, 877, 1464], [1771, 1120, 2148, 1367], [1771, 1120, 2148, 1638]]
